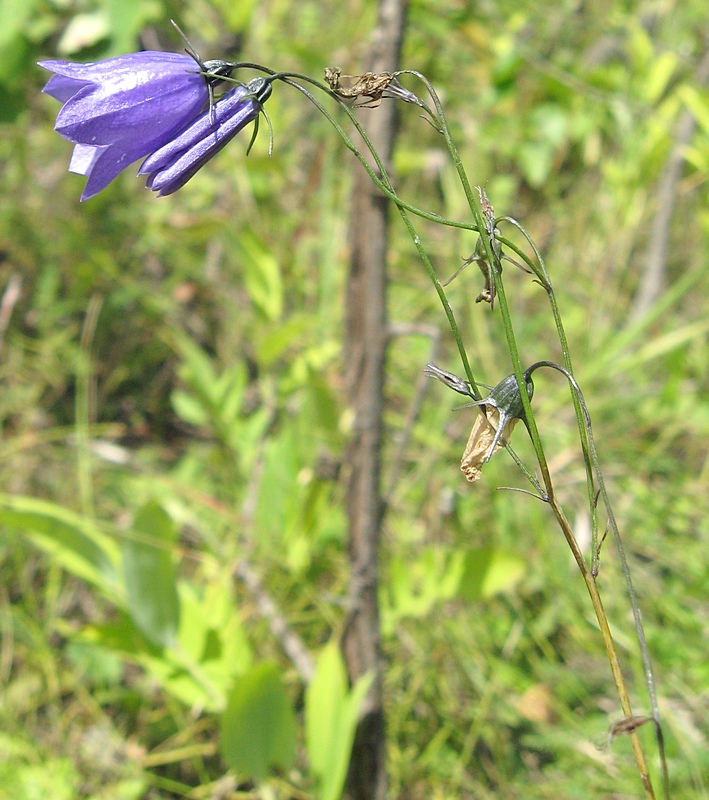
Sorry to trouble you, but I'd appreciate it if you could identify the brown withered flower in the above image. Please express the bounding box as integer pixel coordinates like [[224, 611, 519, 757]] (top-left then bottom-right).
[[443, 187, 531, 309], [424, 364, 534, 482], [460, 407, 522, 482], [324, 66, 424, 108]]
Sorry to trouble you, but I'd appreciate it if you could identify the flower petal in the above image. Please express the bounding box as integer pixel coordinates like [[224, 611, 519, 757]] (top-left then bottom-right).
[[141, 80, 270, 196], [39, 50, 214, 200], [140, 85, 251, 174], [69, 143, 107, 176], [53, 62, 207, 145], [79, 147, 137, 200], [41, 72, 92, 103], [39, 52, 199, 85]]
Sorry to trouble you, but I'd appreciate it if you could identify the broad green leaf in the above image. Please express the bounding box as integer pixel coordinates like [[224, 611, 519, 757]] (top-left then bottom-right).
[[382, 546, 465, 633], [306, 640, 374, 800], [0, 494, 119, 595], [220, 662, 296, 780], [123, 502, 180, 647], [458, 547, 526, 601], [83, 612, 156, 659], [93, 604, 222, 711], [306, 640, 347, 777], [163, 581, 253, 709]]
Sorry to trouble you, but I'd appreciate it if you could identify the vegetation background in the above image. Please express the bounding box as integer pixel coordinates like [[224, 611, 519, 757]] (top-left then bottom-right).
[[0, 0, 708, 797]]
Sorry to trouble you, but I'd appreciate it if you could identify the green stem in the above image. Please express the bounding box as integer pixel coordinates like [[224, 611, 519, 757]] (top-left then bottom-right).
[[409, 72, 660, 797], [231, 65, 480, 232], [526, 361, 665, 798], [550, 500, 656, 799], [273, 71, 482, 395], [404, 73, 554, 494], [497, 220, 599, 566]]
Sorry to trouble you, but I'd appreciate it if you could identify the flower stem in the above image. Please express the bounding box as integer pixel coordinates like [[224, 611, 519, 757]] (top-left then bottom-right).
[[410, 72, 661, 797]]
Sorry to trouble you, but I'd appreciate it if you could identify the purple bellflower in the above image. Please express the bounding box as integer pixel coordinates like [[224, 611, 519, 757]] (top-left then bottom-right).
[[39, 52, 215, 201], [140, 77, 272, 196]]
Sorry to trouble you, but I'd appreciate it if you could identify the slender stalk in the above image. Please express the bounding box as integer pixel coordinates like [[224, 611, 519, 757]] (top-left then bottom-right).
[[406, 73, 660, 797], [548, 496, 655, 797], [235, 62, 663, 796]]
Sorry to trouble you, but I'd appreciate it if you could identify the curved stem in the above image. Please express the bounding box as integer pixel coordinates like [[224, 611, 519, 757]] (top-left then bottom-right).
[[526, 361, 665, 797], [226, 65, 480, 232], [272, 71, 481, 394], [498, 218, 599, 569], [405, 83, 658, 792]]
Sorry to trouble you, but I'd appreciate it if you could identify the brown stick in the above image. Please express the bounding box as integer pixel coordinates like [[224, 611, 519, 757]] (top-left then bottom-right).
[[341, 2, 408, 799], [233, 560, 315, 684]]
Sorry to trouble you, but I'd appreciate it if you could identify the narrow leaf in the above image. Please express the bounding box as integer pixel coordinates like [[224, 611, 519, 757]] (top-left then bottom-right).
[[0, 494, 118, 594], [123, 502, 180, 647], [306, 641, 373, 800], [458, 547, 526, 601]]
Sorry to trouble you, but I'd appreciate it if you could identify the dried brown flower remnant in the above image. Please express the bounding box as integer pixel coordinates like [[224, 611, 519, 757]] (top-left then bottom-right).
[[461, 408, 520, 482], [608, 716, 654, 743], [324, 66, 421, 108], [478, 186, 495, 224], [424, 364, 534, 483], [444, 186, 531, 308]]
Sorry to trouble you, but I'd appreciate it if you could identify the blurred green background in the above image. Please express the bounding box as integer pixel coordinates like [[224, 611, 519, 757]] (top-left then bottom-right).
[[1, 0, 708, 797]]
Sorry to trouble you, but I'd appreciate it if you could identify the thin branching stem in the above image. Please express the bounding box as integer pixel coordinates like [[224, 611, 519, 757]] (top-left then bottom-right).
[[405, 72, 661, 798], [226, 65, 483, 394], [526, 361, 668, 797], [496, 220, 600, 566], [230, 62, 664, 798]]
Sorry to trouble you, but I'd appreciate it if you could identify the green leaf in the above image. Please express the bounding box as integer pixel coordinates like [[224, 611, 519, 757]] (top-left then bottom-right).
[[122, 502, 180, 647], [160, 580, 253, 709], [56, 12, 109, 54], [0, 494, 119, 595], [458, 547, 526, 602], [235, 230, 283, 321], [220, 662, 296, 781], [104, 0, 161, 56], [171, 389, 209, 427], [305, 641, 374, 800], [643, 51, 677, 104], [306, 640, 347, 777], [382, 546, 465, 633], [678, 84, 709, 137], [0, 0, 35, 48]]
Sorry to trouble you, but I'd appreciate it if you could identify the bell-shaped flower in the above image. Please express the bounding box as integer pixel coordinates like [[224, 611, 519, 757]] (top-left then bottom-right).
[[140, 77, 272, 196], [39, 52, 212, 200]]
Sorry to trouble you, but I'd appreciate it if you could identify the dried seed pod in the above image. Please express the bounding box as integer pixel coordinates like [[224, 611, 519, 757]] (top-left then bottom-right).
[[425, 363, 535, 482]]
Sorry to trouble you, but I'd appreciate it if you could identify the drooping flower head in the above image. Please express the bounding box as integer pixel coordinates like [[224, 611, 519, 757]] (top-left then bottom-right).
[[39, 52, 218, 200], [424, 363, 535, 482], [140, 77, 273, 196]]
